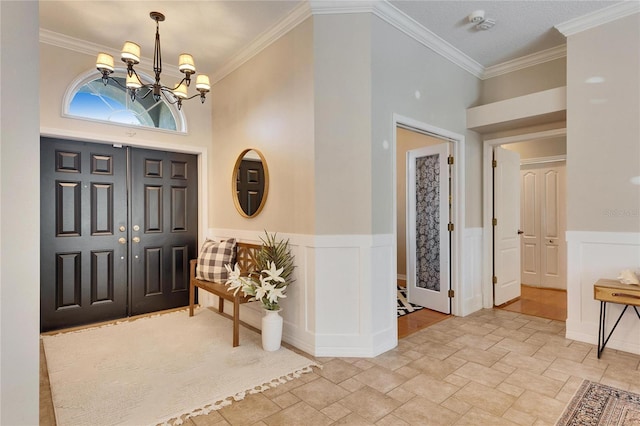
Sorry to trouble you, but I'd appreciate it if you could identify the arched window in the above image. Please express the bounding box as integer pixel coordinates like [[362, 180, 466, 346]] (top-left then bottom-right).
[[64, 69, 186, 133]]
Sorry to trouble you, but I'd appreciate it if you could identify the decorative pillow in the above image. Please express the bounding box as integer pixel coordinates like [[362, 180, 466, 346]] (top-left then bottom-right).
[[196, 238, 237, 282]]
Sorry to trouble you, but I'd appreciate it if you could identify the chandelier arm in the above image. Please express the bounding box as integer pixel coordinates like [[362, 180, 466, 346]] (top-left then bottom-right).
[[105, 76, 127, 90], [160, 77, 187, 92], [159, 89, 179, 105], [135, 87, 154, 100]]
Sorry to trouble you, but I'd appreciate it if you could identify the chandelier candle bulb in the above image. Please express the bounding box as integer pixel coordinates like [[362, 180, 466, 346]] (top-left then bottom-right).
[[121, 41, 141, 64], [126, 73, 142, 89], [173, 83, 188, 99], [96, 53, 114, 72], [178, 54, 196, 74], [196, 75, 210, 92]]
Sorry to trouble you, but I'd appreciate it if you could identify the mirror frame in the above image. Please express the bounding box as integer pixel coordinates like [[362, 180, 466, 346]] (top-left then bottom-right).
[[232, 148, 270, 218]]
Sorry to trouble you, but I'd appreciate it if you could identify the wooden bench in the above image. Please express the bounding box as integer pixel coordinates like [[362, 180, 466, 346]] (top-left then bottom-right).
[[189, 242, 261, 346]]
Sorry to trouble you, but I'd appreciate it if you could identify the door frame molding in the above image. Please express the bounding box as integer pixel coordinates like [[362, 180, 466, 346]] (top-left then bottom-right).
[[392, 114, 465, 316], [40, 127, 208, 248], [482, 127, 566, 308]]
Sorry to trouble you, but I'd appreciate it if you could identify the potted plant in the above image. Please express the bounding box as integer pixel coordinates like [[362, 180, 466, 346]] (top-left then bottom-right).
[[225, 231, 294, 350]]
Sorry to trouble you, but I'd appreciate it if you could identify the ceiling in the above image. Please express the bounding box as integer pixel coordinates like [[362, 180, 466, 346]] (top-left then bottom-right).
[[39, 0, 625, 79]]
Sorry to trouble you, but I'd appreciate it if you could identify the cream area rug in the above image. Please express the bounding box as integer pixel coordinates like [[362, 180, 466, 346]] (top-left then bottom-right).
[[42, 308, 317, 426], [556, 380, 640, 425]]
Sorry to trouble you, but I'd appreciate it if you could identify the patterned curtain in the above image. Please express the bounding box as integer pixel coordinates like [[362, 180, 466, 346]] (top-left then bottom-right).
[[415, 154, 440, 291]]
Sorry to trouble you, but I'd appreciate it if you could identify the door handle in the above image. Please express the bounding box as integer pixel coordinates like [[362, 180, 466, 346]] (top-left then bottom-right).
[[118, 237, 126, 244], [517, 230, 524, 235], [133, 237, 140, 243]]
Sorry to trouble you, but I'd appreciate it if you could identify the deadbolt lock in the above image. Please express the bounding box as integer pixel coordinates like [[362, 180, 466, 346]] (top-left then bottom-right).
[[118, 237, 126, 244], [133, 225, 140, 231], [119, 226, 126, 232]]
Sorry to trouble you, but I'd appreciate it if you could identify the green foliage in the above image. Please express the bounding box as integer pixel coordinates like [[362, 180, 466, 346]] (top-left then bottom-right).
[[255, 231, 295, 286]]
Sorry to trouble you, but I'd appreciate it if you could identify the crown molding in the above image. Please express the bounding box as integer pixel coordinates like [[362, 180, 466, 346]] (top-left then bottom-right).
[[374, 1, 484, 78], [211, 1, 312, 84], [555, 1, 640, 36], [482, 45, 567, 80], [310, 0, 484, 78], [39, 28, 182, 78]]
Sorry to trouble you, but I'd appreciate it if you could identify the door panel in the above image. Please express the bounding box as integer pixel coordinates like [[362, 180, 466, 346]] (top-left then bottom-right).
[[541, 166, 566, 288], [130, 149, 198, 315], [494, 147, 521, 306], [41, 138, 128, 331], [520, 171, 540, 285], [407, 144, 450, 314]]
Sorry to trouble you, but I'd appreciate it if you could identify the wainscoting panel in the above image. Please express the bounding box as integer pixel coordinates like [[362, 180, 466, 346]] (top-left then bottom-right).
[[565, 231, 640, 355], [208, 229, 396, 357], [462, 227, 484, 316]]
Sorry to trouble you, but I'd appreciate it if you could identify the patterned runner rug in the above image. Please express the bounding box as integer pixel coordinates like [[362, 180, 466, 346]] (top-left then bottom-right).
[[42, 308, 316, 426], [397, 286, 424, 317], [556, 380, 640, 425]]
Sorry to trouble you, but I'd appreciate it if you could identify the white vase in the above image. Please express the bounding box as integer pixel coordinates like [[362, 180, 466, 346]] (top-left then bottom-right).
[[261, 309, 283, 351]]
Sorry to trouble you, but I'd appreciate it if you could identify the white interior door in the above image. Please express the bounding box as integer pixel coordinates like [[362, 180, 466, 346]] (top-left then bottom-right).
[[521, 169, 540, 286], [494, 147, 521, 306], [407, 144, 450, 314], [520, 163, 566, 289]]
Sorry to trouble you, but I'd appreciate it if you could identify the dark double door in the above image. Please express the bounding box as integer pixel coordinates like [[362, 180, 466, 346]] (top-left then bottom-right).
[[40, 138, 198, 331]]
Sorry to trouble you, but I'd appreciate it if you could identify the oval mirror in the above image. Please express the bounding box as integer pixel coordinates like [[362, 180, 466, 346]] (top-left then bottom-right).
[[232, 148, 269, 218]]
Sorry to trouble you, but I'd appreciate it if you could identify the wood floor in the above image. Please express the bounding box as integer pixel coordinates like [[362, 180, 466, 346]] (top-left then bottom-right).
[[498, 284, 567, 322], [398, 282, 567, 338]]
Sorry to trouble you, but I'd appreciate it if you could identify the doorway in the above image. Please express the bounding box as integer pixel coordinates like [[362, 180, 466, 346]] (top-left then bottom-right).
[[40, 137, 198, 331], [483, 129, 568, 320], [393, 116, 465, 336]]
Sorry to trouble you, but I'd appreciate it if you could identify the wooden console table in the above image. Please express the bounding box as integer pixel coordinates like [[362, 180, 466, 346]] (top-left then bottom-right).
[[593, 278, 640, 358]]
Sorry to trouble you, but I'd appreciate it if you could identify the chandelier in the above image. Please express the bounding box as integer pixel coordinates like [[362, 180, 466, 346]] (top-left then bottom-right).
[[95, 11, 210, 110]]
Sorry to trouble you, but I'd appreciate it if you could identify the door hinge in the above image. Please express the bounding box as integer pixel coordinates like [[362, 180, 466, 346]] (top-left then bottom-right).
[[448, 223, 454, 232], [492, 276, 498, 284], [448, 156, 454, 165], [492, 218, 497, 226], [448, 289, 455, 298], [492, 160, 497, 168]]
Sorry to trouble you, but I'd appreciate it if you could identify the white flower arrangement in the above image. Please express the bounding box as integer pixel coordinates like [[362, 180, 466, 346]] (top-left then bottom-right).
[[225, 232, 294, 311]]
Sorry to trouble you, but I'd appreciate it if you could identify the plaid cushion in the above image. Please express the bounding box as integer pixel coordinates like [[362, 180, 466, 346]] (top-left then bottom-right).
[[195, 238, 237, 282]]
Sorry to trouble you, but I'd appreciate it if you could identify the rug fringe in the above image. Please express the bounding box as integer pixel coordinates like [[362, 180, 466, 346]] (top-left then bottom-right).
[[158, 364, 319, 426]]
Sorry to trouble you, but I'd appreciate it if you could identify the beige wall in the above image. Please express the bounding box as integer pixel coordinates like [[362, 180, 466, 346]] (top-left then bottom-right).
[[396, 128, 444, 276], [504, 136, 566, 159], [313, 14, 372, 235], [211, 18, 315, 235], [481, 58, 567, 104], [566, 14, 640, 233], [1, 2, 40, 423]]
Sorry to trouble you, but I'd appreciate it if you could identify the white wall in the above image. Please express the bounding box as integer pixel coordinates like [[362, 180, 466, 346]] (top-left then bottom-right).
[[565, 13, 640, 354], [0, 2, 40, 424]]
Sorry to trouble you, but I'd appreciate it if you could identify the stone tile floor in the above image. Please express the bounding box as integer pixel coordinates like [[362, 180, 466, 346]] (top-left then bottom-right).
[[41, 308, 640, 425]]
